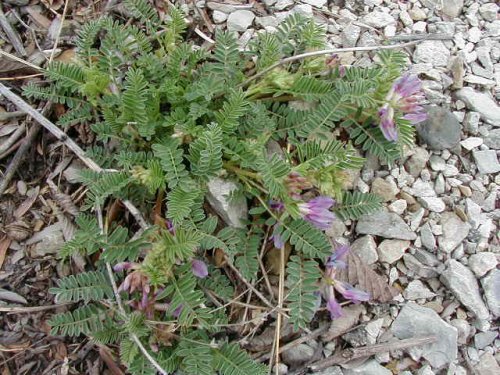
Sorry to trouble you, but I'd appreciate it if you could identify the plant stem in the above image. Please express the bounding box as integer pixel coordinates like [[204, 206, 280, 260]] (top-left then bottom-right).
[[223, 162, 261, 180]]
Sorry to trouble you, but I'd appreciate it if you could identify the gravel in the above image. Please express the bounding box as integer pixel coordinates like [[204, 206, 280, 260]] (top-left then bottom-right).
[[356, 211, 417, 240]]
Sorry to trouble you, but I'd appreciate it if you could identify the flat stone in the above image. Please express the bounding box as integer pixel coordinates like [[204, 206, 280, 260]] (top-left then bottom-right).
[[388, 199, 407, 215], [206, 178, 248, 228], [460, 137, 483, 151], [227, 10, 255, 32], [474, 331, 497, 350], [391, 302, 457, 369], [440, 0, 464, 18], [212, 10, 228, 24], [292, 4, 313, 17], [479, 3, 499, 22], [343, 360, 391, 375], [413, 41, 450, 67], [356, 211, 417, 240], [281, 343, 314, 366], [371, 177, 398, 202], [256, 16, 279, 28], [408, 179, 436, 198], [420, 223, 436, 251], [418, 197, 446, 212], [405, 148, 429, 177], [473, 150, 500, 174], [450, 319, 471, 345], [468, 253, 498, 278], [475, 352, 500, 375], [378, 239, 410, 264], [362, 10, 395, 28], [301, 0, 327, 7], [484, 128, 500, 150], [351, 235, 378, 265], [341, 23, 361, 48], [416, 106, 461, 150], [439, 212, 470, 253], [455, 88, 500, 126], [403, 280, 436, 300], [429, 155, 446, 171], [440, 259, 490, 320], [481, 269, 500, 317]]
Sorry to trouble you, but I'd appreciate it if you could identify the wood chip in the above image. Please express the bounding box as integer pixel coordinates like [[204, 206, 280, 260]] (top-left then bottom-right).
[[14, 186, 40, 219], [0, 288, 28, 304], [0, 236, 11, 270]]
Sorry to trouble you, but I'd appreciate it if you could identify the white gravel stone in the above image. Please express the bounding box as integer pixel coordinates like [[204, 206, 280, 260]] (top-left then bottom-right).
[[420, 222, 436, 251], [408, 179, 436, 197], [440, 259, 490, 320], [227, 10, 255, 32], [292, 4, 313, 17], [362, 10, 395, 28], [468, 27, 482, 43], [371, 177, 398, 202], [479, 3, 499, 22], [212, 10, 228, 24], [413, 21, 427, 33], [460, 137, 483, 151], [455, 88, 500, 126], [302, 0, 326, 7], [341, 23, 361, 47], [356, 211, 417, 240], [351, 235, 378, 265], [481, 269, 500, 317], [378, 239, 410, 264], [414, 41, 451, 67], [388, 199, 407, 215], [206, 178, 248, 228], [469, 253, 498, 278], [419, 197, 446, 212], [439, 212, 470, 253], [403, 280, 436, 300], [450, 319, 471, 345], [343, 360, 391, 375], [472, 150, 500, 174], [429, 155, 446, 171]]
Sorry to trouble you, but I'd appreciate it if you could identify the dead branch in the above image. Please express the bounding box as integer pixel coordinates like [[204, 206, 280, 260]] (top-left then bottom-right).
[[309, 335, 437, 371], [0, 7, 26, 56]]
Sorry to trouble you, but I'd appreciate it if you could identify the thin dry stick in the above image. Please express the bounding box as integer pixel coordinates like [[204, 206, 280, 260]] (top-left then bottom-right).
[[0, 7, 27, 56], [0, 110, 26, 121], [49, 0, 70, 62], [0, 83, 149, 229], [226, 260, 274, 309], [0, 123, 26, 156], [96, 206, 168, 375], [309, 336, 437, 371], [0, 50, 42, 71], [273, 247, 285, 374], [257, 229, 274, 302], [241, 40, 424, 88], [0, 302, 73, 313]]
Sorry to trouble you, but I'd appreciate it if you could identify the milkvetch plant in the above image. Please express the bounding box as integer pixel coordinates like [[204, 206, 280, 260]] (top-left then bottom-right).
[[26, 1, 426, 373]]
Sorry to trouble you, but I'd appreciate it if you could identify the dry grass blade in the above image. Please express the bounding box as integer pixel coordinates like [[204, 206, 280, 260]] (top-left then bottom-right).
[[336, 252, 399, 303]]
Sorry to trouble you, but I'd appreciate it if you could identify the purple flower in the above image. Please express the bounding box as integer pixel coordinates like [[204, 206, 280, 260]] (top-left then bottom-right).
[[298, 196, 336, 230], [335, 281, 370, 303], [378, 74, 427, 142], [326, 244, 349, 270], [270, 200, 284, 212], [113, 262, 134, 272], [191, 259, 208, 278], [271, 225, 285, 249], [326, 293, 343, 319]]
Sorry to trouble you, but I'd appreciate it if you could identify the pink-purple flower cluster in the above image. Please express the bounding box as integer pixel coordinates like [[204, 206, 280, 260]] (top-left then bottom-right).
[[322, 244, 370, 319], [298, 196, 336, 230], [378, 74, 427, 142]]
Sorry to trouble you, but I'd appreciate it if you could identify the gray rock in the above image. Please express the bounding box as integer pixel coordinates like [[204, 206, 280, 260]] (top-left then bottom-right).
[[371, 177, 398, 202], [403, 280, 436, 300], [440, 260, 490, 320], [455, 88, 500, 126], [468, 252, 498, 278], [343, 360, 391, 375], [460, 137, 483, 151], [356, 211, 417, 240], [391, 302, 457, 368], [475, 352, 500, 375], [416, 107, 461, 150], [314, 367, 343, 375], [341, 23, 361, 48], [362, 10, 395, 28], [405, 148, 430, 177], [292, 4, 313, 17], [464, 111, 480, 135], [272, 363, 288, 375], [473, 150, 500, 174], [440, 0, 464, 18], [302, 0, 327, 7], [413, 41, 450, 67], [420, 223, 436, 251], [474, 331, 497, 350], [227, 10, 255, 32], [429, 155, 446, 171], [484, 128, 500, 150], [212, 10, 228, 24], [281, 343, 314, 366], [481, 269, 500, 317], [274, 0, 294, 10], [404, 254, 440, 278], [351, 235, 378, 265], [408, 179, 436, 198], [479, 3, 499, 22], [439, 212, 470, 253], [388, 199, 407, 215], [378, 239, 410, 264], [206, 178, 248, 228], [419, 197, 446, 213], [256, 16, 279, 28], [450, 319, 471, 345]]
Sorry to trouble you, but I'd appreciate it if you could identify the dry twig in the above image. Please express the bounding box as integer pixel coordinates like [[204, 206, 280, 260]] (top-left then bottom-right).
[[0, 7, 26, 56], [309, 336, 437, 371]]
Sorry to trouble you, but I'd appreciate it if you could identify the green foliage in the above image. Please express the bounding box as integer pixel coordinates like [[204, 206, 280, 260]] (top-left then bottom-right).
[[49, 271, 113, 303], [37, 2, 417, 373], [334, 191, 383, 221], [286, 256, 320, 330]]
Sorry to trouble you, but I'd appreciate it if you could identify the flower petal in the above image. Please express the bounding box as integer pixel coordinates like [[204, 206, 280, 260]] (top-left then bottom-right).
[[326, 295, 343, 319], [191, 259, 208, 278], [335, 281, 370, 303]]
